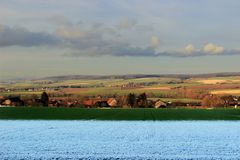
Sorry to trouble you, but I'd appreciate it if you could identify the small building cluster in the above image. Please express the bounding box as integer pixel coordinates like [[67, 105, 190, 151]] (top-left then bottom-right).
[[1, 92, 239, 108], [0, 92, 171, 108]]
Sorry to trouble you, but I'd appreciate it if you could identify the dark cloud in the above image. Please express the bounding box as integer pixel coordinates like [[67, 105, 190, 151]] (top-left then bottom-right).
[[0, 25, 59, 47], [64, 45, 157, 57], [109, 46, 157, 57]]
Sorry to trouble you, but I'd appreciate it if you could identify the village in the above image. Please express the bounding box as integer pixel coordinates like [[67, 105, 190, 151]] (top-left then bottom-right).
[[0, 91, 176, 108], [1, 90, 240, 109]]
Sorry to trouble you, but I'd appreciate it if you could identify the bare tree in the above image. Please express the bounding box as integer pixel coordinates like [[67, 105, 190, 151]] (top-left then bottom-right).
[[137, 93, 147, 108], [127, 93, 136, 108], [202, 95, 225, 108]]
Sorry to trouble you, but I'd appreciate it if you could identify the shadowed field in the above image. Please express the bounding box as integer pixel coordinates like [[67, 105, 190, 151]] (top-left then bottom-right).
[[1, 107, 240, 120]]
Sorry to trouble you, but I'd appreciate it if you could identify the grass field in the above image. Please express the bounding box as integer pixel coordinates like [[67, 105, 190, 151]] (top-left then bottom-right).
[[1, 107, 240, 120]]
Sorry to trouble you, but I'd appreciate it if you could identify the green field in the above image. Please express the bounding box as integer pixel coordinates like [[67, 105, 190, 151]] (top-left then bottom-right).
[[1, 107, 240, 120]]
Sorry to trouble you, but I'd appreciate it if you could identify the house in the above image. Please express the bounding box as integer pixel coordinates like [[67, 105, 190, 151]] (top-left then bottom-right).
[[82, 99, 110, 108], [83, 99, 96, 108], [107, 98, 118, 107], [154, 99, 167, 108]]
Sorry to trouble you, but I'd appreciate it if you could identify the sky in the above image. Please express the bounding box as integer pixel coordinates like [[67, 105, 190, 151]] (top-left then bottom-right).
[[1, 0, 240, 80]]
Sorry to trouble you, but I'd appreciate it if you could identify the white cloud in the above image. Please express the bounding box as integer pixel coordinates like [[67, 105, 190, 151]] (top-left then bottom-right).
[[151, 36, 160, 48], [203, 43, 224, 54], [184, 44, 195, 54]]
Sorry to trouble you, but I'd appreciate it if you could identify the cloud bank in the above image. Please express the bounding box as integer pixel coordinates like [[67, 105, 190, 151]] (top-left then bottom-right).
[[0, 22, 239, 57]]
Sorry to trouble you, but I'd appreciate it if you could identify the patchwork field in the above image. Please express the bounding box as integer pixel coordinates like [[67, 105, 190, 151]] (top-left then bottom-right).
[[1, 75, 240, 104]]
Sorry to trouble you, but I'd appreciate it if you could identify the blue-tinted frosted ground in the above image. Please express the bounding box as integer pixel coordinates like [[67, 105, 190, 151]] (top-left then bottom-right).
[[0, 121, 240, 160]]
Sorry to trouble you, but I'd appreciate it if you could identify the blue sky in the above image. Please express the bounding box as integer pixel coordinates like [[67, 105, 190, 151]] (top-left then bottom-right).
[[0, 0, 240, 79]]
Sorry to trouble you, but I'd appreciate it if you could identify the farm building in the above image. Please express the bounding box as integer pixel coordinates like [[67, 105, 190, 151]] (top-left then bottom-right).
[[154, 100, 167, 108], [107, 98, 118, 107]]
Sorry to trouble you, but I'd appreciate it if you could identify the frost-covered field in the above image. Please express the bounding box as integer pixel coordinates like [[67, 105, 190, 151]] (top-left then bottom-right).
[[0, 121, 240, 160]]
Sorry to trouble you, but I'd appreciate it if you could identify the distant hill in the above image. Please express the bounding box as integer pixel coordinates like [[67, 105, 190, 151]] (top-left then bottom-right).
[[40, 72, 240, 81]]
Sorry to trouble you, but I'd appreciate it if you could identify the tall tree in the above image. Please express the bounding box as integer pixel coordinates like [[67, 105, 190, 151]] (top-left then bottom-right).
[[127, 93, 136, 108], [41, 92, 49, 107], [202, 95, 224, 108], [137, 93, 147, 108]]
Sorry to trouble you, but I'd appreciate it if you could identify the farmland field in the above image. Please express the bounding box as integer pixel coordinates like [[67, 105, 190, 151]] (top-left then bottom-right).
[[1, 75, 240, 105], [192, 76, 240, 84], [211, 89, 240, 95], [1, 120, 240, 159]]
